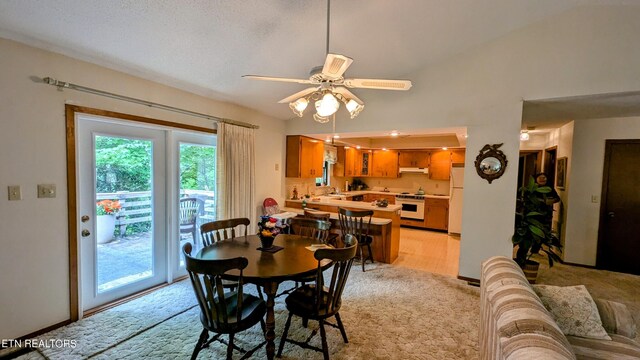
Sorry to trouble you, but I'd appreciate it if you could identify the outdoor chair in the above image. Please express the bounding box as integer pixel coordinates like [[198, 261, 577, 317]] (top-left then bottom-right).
[[277, 235, 358, 360], [180, 197, 204, 243], [183, 243, 266, 360], [337, 208, 375, 272]]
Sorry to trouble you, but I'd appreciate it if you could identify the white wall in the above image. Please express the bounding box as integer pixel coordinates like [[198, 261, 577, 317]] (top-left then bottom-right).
[[287, 5, 640, 279], [564, 116, 640, 265], [0, 38, 286, 339]]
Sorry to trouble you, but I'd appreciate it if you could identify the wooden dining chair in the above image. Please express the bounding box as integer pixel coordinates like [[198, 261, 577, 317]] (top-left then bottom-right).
[[288, 217, 332, 244], [200, 218, 250, 247], [337, 208, 375, 272], [183, 243, 267, 360], [277, 235, 358, 360], [200, 218, 263, 299], [303, 209, 340, 246], [180, 197, 204, 243]]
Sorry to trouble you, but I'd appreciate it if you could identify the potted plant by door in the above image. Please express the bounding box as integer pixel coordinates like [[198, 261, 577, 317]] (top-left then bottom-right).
[[512, 176, 563, 283], [96, 200, 121, 244]]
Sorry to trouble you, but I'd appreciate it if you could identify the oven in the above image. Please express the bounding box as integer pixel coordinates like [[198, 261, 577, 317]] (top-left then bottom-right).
[[395, 196, 425, 220]]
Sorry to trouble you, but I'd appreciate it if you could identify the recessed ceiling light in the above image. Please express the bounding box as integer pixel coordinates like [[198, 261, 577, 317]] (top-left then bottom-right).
[[464, 134, 468, 138], [356, 145, 361, 149], [442, 147, 448, 150], [344, 146, 350, 149], [325, 138, 331, 143], [520, 131, 530, 141], [390, 131, 399, 137], [333, 134, 340, 139], [382, 148, 388, 151]]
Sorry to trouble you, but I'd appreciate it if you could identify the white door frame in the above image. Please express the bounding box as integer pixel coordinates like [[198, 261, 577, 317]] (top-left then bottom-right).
[[77, 114, 167, 312]]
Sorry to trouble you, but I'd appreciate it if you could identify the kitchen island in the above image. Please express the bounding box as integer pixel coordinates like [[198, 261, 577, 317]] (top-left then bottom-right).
[[284, 199, 401, 264]]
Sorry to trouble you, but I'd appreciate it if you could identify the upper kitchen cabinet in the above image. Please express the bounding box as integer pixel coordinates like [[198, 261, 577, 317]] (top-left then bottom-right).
[[334, 146, 357, 177], [372, 150, 399, 177], [451, 149, 466, 164], [429, 150, 451, 180], [286, 135, 324, 178], [398, 150, 429, 168], [356, 150, 372, 177]]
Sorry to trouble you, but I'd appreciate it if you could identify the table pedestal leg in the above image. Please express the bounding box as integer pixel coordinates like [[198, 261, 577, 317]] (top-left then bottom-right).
[[263, 281, 279, 360]]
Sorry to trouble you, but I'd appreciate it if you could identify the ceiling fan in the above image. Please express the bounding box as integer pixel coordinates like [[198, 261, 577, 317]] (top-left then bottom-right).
[[242, 0, 412, 123]]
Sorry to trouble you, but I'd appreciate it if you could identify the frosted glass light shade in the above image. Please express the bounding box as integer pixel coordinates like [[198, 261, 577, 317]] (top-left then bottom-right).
[[345, 99, 364, 118], [289, 98, 308, 117], [315, 93, 340, 117]]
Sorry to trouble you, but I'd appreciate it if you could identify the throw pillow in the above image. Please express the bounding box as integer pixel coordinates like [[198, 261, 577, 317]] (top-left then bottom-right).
[[594, 298, 637, 339], [533, 284, 611, 340]]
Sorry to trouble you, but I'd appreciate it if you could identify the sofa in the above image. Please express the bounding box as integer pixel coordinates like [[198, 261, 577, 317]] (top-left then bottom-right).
[[480, 256, 640, 359]]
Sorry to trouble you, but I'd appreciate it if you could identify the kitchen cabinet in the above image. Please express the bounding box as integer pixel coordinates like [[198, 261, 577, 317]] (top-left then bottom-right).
[[424, 198, 448, 230], [355, 150, 372, 177], [429, 150, 452, 180], [451, 149, 466, 164], [372, 150, 399, 177], [398, 151, 429, 168], [286, 135, 324, 178]]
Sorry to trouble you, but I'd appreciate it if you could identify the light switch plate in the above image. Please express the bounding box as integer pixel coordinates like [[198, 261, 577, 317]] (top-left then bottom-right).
[[38, 184, 56, 198], [8, 185, 22, 201]]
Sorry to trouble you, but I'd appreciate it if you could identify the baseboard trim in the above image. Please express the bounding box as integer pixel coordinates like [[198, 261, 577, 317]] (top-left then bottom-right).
[[563, 261, 597, 269], [457, 275, 480, 287]]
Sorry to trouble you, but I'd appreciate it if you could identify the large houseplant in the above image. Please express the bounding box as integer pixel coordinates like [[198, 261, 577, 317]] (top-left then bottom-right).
[[512, 177, 562, 282]]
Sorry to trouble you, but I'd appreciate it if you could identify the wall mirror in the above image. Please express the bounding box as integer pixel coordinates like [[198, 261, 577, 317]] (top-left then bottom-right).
[[475, 143, 508, 183]]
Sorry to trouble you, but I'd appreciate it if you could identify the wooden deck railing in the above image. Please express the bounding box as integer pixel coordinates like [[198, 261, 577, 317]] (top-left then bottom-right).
[[97, 190, 216, 236]]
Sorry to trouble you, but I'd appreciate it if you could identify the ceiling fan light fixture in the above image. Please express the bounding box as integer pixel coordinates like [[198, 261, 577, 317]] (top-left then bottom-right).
[[520, 131, 530, 141], [313, 113, 331, 123], [315, 92, 340, 117], [345, 98, 364, 119], [289, 97, 309, 117]]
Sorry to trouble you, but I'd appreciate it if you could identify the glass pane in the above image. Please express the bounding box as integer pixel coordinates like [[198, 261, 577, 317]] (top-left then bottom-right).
[[178, 143, 216, 266], [95, 136, 153, 293]]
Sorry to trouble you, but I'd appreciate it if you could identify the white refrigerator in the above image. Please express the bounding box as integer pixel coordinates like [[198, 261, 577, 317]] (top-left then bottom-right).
[[448, 165, 464, 235]]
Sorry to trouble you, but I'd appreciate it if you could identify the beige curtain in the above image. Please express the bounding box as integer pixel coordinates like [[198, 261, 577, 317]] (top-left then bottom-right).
[[216, 122, 256, 221]]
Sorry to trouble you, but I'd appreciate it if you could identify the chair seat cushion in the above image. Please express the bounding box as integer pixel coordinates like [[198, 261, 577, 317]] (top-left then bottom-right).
[[285, 284, 338, 319], [201, 291, 266, 333]]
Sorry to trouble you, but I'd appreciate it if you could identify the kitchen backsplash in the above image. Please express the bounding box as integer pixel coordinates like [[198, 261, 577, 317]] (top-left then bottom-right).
[[284, 173, 450, 199]]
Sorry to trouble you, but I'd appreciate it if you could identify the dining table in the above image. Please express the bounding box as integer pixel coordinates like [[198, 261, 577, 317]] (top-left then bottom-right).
[[194, 233, 332, 360]]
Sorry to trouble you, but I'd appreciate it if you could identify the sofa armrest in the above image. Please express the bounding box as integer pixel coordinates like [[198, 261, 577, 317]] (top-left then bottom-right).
[[594, 298, 637, 339]]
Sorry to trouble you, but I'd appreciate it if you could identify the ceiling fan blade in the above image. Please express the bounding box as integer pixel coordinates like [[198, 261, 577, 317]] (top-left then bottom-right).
[[277, 87, 319, 104], [332, 87, 363, 104], [242, 75, 313, 84], [343, 78, 413, 91], [322, 54, 353, 80]]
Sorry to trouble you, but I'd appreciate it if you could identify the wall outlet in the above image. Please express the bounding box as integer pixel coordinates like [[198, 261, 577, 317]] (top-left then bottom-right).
[[38, 184, 56, 198], [275, 163, 279, 171], [8, 185, 22, 201], [591, 195, 598, 203]]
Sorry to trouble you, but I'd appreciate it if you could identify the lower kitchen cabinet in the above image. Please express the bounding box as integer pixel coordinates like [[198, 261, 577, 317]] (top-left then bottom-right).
[[424, 198, 449, 230]]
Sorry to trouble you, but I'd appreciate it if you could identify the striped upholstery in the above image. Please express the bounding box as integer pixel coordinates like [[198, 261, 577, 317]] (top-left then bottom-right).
[[480, 256, 640, 360], [481, 256, 576, 360]]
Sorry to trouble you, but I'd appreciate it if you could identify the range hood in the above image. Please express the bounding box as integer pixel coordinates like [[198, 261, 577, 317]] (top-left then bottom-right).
[[399, 167, 429, 174]]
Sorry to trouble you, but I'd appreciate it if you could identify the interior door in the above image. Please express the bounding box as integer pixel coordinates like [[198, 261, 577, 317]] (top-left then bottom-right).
[[597, 140, 640, 275], [77, 115, 167, 311]]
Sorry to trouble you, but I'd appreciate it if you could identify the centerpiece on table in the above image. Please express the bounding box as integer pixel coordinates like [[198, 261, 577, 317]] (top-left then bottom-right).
[[257, 215, 286, 249], [96, 199, 121, 244]]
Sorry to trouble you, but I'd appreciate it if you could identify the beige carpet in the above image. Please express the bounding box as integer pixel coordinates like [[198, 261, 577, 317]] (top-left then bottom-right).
[[15, 264, 480, 360], [536, 260, 640, 342]]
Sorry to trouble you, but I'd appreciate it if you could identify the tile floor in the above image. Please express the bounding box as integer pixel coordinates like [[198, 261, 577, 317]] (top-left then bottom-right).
[[393, 227, 460, 277]]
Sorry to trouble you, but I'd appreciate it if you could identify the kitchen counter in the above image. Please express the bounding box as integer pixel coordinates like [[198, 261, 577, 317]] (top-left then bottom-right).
[[333, 191, 451, 200], [287, 198, 402, 212], [284, 199, 401, 264]]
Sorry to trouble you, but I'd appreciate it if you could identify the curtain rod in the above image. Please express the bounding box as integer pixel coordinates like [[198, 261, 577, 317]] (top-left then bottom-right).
[[41, 77, 260, 129]]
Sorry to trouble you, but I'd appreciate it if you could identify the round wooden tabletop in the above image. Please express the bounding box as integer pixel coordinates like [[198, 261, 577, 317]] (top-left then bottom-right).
[[195, 234, 331, 282]]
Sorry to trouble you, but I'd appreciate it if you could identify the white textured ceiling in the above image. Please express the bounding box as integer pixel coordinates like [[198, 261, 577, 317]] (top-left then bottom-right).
[[0, 0, 631, 120]]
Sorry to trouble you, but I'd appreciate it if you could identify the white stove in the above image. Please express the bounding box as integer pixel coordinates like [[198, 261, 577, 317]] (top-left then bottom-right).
[[395, 194, 425, 220]]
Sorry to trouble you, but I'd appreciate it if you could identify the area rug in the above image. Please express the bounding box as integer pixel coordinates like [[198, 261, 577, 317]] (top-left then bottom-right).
[[17, 264, 480, 360]]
